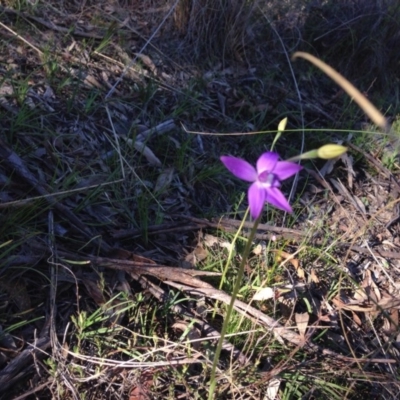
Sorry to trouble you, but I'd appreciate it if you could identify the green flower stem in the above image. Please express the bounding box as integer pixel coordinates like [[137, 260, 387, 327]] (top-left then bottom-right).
[[208, 211, 261, 399], [219, 207, 249, 290]]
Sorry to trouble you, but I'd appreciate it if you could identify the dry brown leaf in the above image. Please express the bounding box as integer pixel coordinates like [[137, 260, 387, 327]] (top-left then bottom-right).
[[129, 372, 153, 400], [295, 312, 309, 341], [381, 317, 391, 334], [80, 277, 106, 305], [330, 178, 366, 214], [154, 167, 174, 194], [184, 244, 208, 268], [275, 250, 298, 268], [310, 268, 319, 283], [377, 292, 400, 310], [353, 269, 381, 305], [110, 248, 157, 264], [134, 53, 157, 74], [252, 243, 263, 255], [203, 233, 219, 247], [172, 321, 190, 332], [232, 98, 248, 108], [342, 151, 355, 189], [265, 378, 281, 400], [351, 310, 363, 327], [61, 342, 69, 359], [332, 296, 376, 313], [354, 285, 368, 302], [319, 159, 336, 177], [274, 250, 305, 279], [0, 279, 31, 312], [220, 240, 234, 252], [389, 309, 399, 332], [133, 140, 161, 166], [253, 287, 275, 301], [363, 269, 381, 303], [251, 103, 272, 112], [297, 268, 306, 279], [172, 321, 202, 350], [0, 326, 17, 351]]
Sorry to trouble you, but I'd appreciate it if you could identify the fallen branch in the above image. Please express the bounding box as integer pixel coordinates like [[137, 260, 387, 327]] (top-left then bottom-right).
[[0, 336, 50, 393]]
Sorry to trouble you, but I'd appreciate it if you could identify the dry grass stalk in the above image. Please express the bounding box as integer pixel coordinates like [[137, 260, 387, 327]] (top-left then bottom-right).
[[174, 0, 257, 61]]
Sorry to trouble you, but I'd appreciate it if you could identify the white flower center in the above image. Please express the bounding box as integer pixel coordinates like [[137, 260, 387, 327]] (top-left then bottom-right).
[[258, 171, 276, 187]]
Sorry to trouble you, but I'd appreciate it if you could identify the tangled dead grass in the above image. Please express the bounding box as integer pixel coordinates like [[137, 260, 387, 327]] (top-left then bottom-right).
[[173, 0, 257, 62], [300, 0, 400, 91]]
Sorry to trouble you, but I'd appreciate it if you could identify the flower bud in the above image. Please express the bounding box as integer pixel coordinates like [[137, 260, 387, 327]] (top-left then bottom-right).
[[277, 117, 288, 132], [317, 144, 347, 159]]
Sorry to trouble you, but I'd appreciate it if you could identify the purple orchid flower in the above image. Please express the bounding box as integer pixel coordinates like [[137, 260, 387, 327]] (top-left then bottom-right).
[[220, 152, 302, 219]]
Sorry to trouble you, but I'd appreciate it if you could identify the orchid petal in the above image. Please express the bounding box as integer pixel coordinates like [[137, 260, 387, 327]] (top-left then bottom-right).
[[220, 156, 257, 182], [256, 152, 279, 174], [265, 187, 292, 213], [248, 182, 265, 219], [273, 161, 302, 180]]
